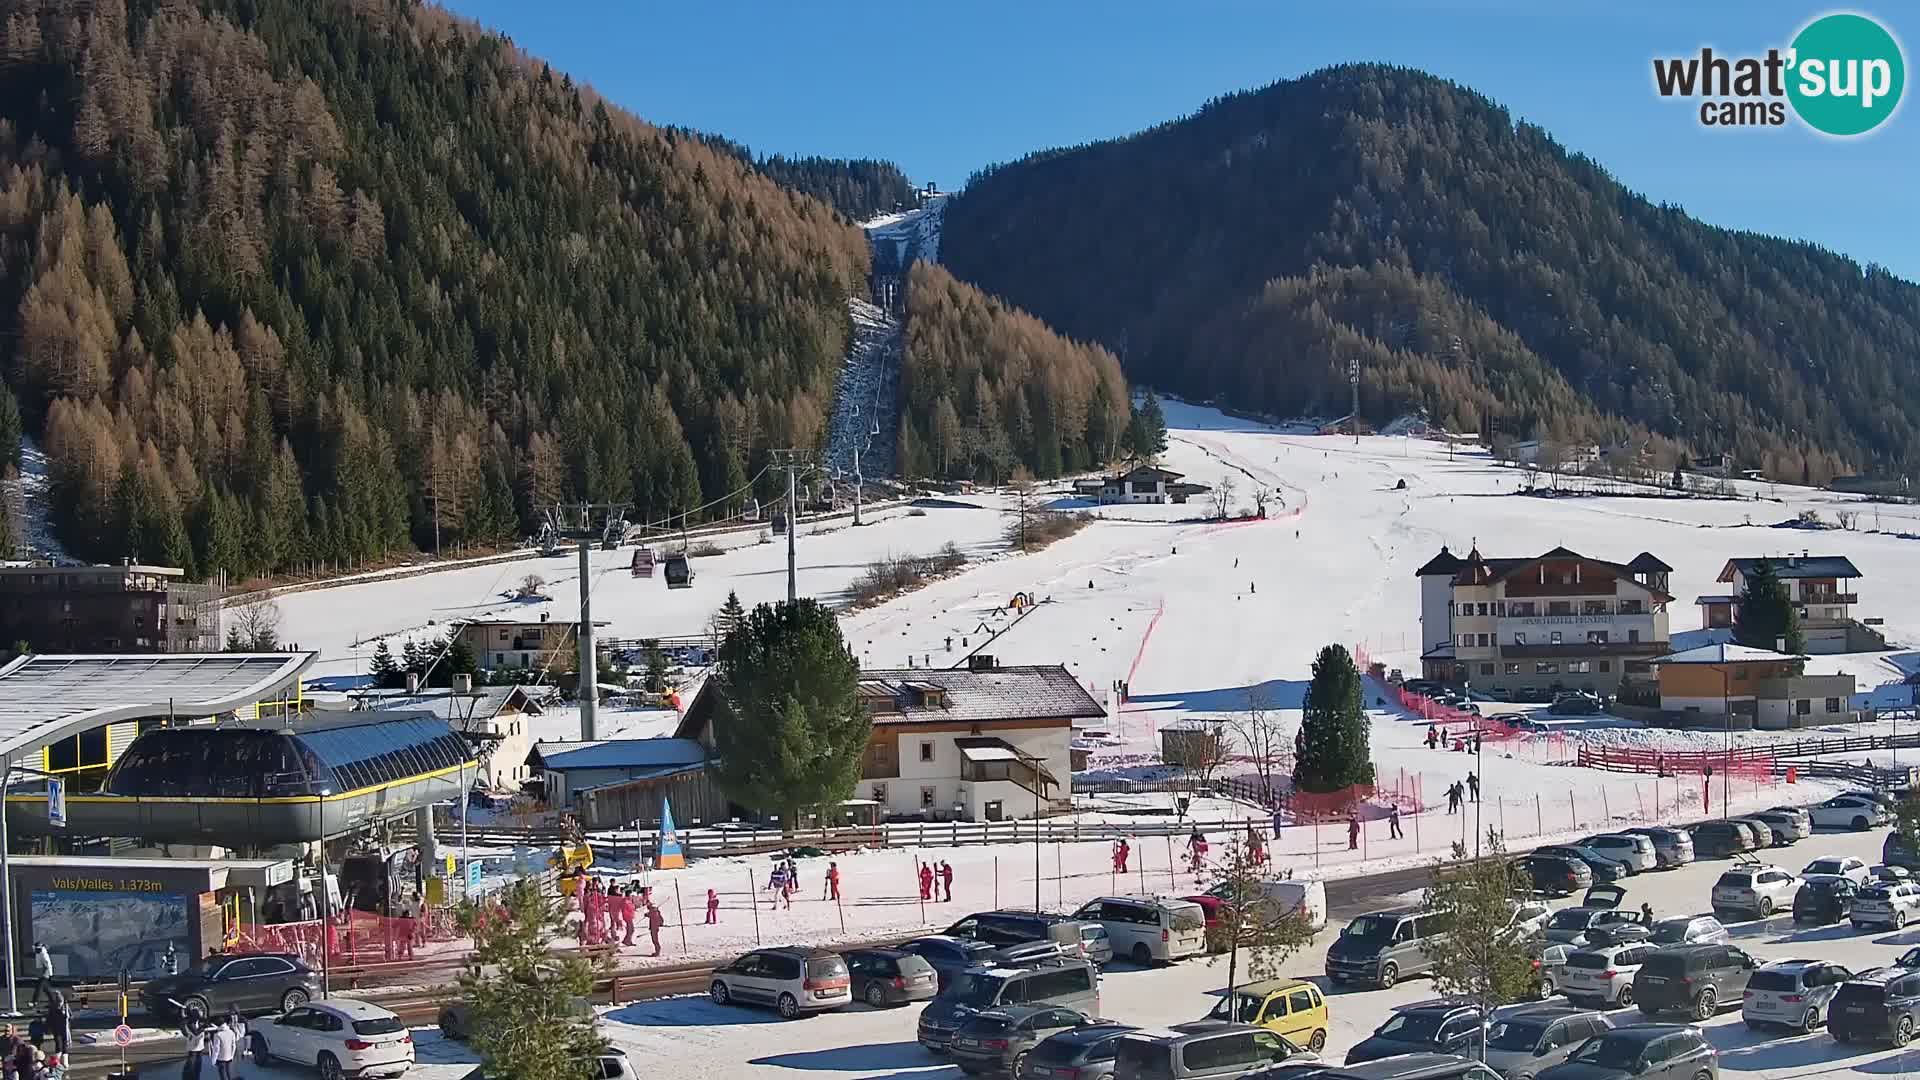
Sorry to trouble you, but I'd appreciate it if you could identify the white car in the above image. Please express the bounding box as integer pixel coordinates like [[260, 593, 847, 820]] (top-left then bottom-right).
[[1869, 864, 1914, 885], [1507, 900, 1553, 938], [1712, 865, 1798, 918], [1580, 835, 1658, 874], [1071, 896, 1208, 964], [1852, 882, 1920, 929], [1742, 959, 1853, 1033], [1561, 941, 1657, 1008], [1802, 857, 1869, 885], [256, 999, 414, 1080], [1808, 795, 1889, 831]]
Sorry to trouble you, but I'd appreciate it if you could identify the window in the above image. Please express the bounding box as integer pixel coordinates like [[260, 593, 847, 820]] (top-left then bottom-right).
[[1548, 601, 1572, 616], [1460, 603, 1474, 616], [1567, 661, 1592, 674], [921, 786, 937, 808], [1480, 664, 1494, 676], [1477, 634, 1489, 647], [1510, 602, 1536, 617], [1183, 1033, 1251, 1072], [1550, 631, 1563, 645], [1460, 634, 1474, 648], [1536, 662, 1558, 675], [497, 629, 509, 641], [1627, 629, 1641, 643], [1796, 699, 1812, 716], [1476, 603, 1489, 616], [1495, 602, 1507, 617], [1583, 601, 1609, 615], [919, 741, 935, 762], [871, 782, 887, 803], [1287, 988, 1315, 1013], [1587, 630, 1610, 644], [1599, 660, 1611, 673], [1504, 663, 1520, 675], [1619, 599, 1644, 615], [1826, 697, 1843, 713]]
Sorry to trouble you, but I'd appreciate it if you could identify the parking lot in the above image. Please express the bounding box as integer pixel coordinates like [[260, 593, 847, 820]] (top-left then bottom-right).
[[595, 823, 1920, 1080]]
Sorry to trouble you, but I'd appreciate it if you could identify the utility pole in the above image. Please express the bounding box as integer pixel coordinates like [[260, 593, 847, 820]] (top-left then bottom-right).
[[1349, 356, 1360, 445], [770, 449, 813, 604], [853, 437, 864, 528], [578, 541, 597, 740]]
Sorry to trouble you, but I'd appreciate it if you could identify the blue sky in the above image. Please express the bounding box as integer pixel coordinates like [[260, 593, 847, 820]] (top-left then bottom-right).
[[445, 1, 1916, 280]]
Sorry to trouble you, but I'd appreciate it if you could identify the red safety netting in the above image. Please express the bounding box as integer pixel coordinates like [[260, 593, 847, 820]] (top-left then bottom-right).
[[232, 908, 457, 968], [1576, 744, 1775, 780]]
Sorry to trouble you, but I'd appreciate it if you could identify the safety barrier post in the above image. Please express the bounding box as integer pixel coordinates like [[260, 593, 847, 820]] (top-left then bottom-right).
[[748, 869, 761, 946], [1536, 794, 1544, 835]]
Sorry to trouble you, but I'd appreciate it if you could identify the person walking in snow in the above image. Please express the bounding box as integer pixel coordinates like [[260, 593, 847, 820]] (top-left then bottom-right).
[[1388, 805, 1404, 839], [825, 862, 841, 902], [646, 899, 666, 957], [1113, 839, 1130, 875], [940, 860, 955, 902], [620, 887, 638, 947], [767, 863, 788, 908], [918, 861, 934, 901], [1445, 783, 1460, 815], [1347, 815, 1361, 850], [705, 888, 720, 924], [1425, 725, 1439, 750], [1467, 772, 1480, 803], [1186, 829, 1209, 872]]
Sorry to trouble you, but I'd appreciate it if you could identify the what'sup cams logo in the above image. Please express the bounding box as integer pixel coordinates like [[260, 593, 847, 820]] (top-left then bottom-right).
[[1653, 12, 1905, 135]]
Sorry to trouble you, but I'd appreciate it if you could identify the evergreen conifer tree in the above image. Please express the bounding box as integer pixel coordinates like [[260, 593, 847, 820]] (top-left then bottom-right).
[[642, 640, 669, 693], [709, 599, 869, 819], [402, 638, 425, 679], [1734, 559, 1805, 655], [1125, 390, 1169, 462], [454, 877, 605, 1080], [1294, 644, 1374, 792], [369, 639, 401, 689]]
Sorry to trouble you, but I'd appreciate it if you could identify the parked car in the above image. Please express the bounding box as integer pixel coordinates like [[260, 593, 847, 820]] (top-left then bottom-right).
[[1727, 819, 1773, 850], [1533, 846, 1629, 882], [1562, 941, 1659, 1009], [1112, 1023, 1303, 1080], [1801, 856, 1869, 884], [1895, 947, 1920, 969], [947, 911, 1098, 957], [1648, 917, 1729, 948], [256, 999, 413, 1080], [1080, 925, 1116, 968], [1741, 959, 1852, 1034], [1688, 822, 1754, 860], [1543, 909, 1615, 948], [141, 952, 320, 1023], [1480, 1006, 1614, 1080], [900, 935, 998, 992], [1767, 806, 1813, 832], [1792, 877, 1858, 925], [1206, 978, 1330, 1053], [709, 947, 850, 1019], [1533, 944, 1573, 1000], [1580, 836, 1657, 874], [1534, 1024, 1716, 1080], [1810, 794, 1889, 831], [919, 959, 1102, 1053], [1346, 1004, 1485, 1064], [1710, 865, 1797, 919], [1886, 830, 1920, 870], [1019, 1023, 1139, 1080], [1508, 901, 1555, 938], [952, 1005, 1098, 1075], [439, 996, 591, 1040], [457, 1051, 634, 1080], [1514, 856, 1593, 898], [1632, 944, 1760, 1020], [1749, 811, 1809, 845], [1870, 864, 1914, 885], [1830, 967, 1920, 1046], [1621, 828, 1694, 869], [1852, 881, 1920, 929], [1072, 896, 1209, 966], [1325, 907, 1452, 989], [845, 948, 939, 1007], [1546, 696, 1602, 717]]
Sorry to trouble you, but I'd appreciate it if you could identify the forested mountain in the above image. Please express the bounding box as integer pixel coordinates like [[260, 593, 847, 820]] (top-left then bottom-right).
[[897, 262, 1129, 482], [0, 0, 1100, 585], [692, 136, 916, 221], [945, 64, 1920, 481]]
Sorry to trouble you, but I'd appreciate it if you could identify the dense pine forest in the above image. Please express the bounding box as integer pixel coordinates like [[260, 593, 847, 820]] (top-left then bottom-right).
[[945, 64, 1920, 482], [897, 262, 1130, 482], [0, 0, 1105, 584]]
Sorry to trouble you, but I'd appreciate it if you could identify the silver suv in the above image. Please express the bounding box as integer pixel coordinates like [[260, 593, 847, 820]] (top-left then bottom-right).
[[708, 947, 851, 1018]]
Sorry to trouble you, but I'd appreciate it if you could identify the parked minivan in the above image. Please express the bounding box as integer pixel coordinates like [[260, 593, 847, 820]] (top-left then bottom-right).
[[1325, 907, 1452, 989], [947, 911, 1096, 958], [917, 959, 1101, 1053], [1074, 897, 1209, 966], [1112, 1023, 1303, 1080]]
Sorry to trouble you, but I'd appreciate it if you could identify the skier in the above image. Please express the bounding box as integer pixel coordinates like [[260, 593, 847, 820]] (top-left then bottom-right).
[[918, 861, 935, 901], [620, 887, 638, 947], [1388, 805, 1404, 839], [1186, 829, 1209, 871], [1347, 815, 1361, 850], [705, 888, 720, 925], [1246, 825, 1267, 866], [941, 860, 955, 902], [1425, 725, 1439, 750], [1115, 838, 1130, 874], [646, 899, 666, 957], [825, 861, 842, 902], [1445, 784, 1459, 815], [1467, 772, 1481, 803]]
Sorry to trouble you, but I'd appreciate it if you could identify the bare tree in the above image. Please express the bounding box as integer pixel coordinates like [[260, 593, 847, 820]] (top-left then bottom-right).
[[1835, 509, 1858, 531], [1537, 442, 1566, 490], [516, 573, 548, 598], [1211, 474, 1239, 520], [1163, 722, 1231, 790], [1003, 477, 1042, 551], [1250, 483, 1274, 518], [225, 599, 283, 651], [1228, 683, 1288, 804]]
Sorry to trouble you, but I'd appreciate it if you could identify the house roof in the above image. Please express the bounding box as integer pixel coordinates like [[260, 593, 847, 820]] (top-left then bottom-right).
[[527, 737, 707, 773], [0, 652, 316, 761], [1414, 546, 1464, 577], [461, 617, 611, 628], [678, 663, 1103, 740], [1114, 466, 1183, 482], [1627, 553, 1673, 573], [1718, 556, 1861, 582], [356, 684, 550, 724], [1653, 644, 1807, 665], [1454, 547, 1674, 601]]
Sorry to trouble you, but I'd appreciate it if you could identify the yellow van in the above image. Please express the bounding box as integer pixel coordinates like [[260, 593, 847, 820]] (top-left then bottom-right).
[[1204, 978, 1329, 1051]]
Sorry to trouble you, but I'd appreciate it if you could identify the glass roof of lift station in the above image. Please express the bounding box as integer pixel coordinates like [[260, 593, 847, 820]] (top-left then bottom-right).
[[105, 712, 475, 798], [0, 652, 315, 757]]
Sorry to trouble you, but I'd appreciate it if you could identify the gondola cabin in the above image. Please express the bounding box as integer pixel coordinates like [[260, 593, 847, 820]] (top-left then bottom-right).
[[631, 548, 655, 577], [663, 553, 694, 589]]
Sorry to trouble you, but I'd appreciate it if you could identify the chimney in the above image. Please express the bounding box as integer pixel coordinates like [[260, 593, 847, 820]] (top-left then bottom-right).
[[405, 671, 421, 694], [452, 672, 472, 695]]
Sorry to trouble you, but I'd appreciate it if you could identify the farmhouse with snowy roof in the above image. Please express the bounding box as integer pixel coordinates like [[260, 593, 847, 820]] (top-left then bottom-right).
[[1070, 465, 1191, 505], [677, 654, 1103, 822], [1415, 545, 1673, 695], [1695, 554, 1884, 654], [1651, 642, 1858, 729]]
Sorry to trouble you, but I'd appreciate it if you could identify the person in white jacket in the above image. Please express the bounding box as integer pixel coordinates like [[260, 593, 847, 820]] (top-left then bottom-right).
[[208, 1017, 241, 1080], [30, 943, 52, 1004]]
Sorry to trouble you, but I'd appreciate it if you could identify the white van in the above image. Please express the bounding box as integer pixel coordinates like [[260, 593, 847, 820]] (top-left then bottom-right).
[[1205, 878, 1329, 932], [1072, 896, 1209, 965]]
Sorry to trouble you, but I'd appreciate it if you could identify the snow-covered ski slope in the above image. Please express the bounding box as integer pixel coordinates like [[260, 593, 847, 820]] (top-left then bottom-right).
[[281, 397, 1919, 725]]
